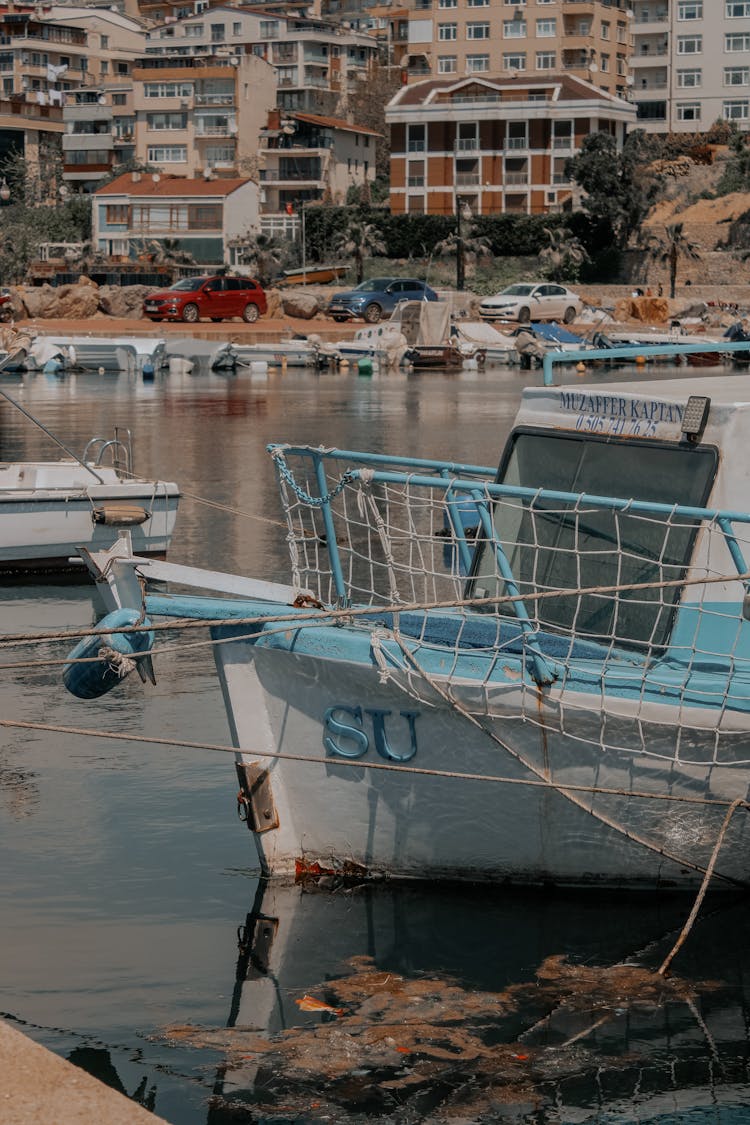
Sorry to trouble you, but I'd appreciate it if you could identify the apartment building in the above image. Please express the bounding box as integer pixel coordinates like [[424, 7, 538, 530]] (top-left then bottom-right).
[[143, 7, 378, 117], [132, 52, 276, 178], [62, 84, 136, 189], [633, 0, 750, 132], [387, 73, 636, 216], [259, 107, 377, 230], [404, 0, 632, 98]]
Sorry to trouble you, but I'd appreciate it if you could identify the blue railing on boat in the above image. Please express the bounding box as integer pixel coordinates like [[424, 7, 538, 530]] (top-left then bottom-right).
[[541, 341, 750, 386], [269, 444, 750, 686]]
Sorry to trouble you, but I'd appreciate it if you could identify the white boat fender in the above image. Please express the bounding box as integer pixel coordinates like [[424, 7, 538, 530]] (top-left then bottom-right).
[[91, 504, 150, 527], [63, 609, 155, 700]]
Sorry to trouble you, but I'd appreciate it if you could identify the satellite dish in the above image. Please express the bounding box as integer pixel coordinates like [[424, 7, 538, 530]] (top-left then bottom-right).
[[152, 172, 161, 182], [625, 75, 634, 86], [229, 56, 239, 66], [203, 165, 213, 179], [97, 93, 106, 105], [588, 62, 599, 72], [282, 124, 296, 134]]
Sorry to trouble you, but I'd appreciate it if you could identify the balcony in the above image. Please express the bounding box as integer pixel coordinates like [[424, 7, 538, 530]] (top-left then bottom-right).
[[456, 137, 478, 150], [455, 171, 480, 185], [506, 136, 527, 149], [195, 124, 234, 136], [194, 92, 234, 106], [504, 171, 528, 184]]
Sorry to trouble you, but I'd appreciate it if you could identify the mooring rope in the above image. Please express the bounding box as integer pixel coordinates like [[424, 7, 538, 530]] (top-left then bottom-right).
[[1, 567, 747, 650]]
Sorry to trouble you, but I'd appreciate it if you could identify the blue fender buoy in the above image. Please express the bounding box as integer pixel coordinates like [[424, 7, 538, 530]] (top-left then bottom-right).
[[63, 609, 154, 699], [142, 361, 155, 380]]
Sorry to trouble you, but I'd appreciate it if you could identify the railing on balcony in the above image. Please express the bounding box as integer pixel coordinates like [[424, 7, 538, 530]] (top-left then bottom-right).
[[506, 136, 528, 149], [455, 171, 480, 185], [504, 171, 528, 184], [195, 125, 234, 136], [456, 137, 478, 150], [552, 137, 573, 150]]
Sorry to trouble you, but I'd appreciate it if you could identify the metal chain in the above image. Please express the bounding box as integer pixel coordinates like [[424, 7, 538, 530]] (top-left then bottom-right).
[[271, 449, 353, 509]]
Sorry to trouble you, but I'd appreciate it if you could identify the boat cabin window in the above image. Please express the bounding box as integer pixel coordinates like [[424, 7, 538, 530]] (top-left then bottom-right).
[[468, 429, 717, 650]]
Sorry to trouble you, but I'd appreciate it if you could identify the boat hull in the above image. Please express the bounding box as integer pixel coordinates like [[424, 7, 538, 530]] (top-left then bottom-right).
[[0, 489, 179, 576], [214, 624, 750, 889]]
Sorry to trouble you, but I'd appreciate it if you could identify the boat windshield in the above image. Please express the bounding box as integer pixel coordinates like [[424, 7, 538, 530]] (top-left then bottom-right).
[[469, 429, 717, 650], [169, 278, 206, 292]]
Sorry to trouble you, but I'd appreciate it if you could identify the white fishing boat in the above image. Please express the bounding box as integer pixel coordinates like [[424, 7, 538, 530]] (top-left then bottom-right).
[[0, 386, 179, 575], [211, 339, 334, 371], [28, 334, 168, 374], [73, 340, 750, 889]]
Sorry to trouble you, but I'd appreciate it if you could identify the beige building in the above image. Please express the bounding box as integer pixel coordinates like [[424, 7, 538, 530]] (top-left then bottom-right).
[[131, 53, 276, 178], [387, 73, 636, 216], [632, 0, 750, 132], [404, 0, 632, 98]]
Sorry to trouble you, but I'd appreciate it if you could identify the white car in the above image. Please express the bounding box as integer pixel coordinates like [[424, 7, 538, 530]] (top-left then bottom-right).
[[479, 283, 582, 325]]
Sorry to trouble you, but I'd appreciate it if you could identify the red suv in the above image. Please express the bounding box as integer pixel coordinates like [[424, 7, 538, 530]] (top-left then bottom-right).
[[143, 275, 267, 323]]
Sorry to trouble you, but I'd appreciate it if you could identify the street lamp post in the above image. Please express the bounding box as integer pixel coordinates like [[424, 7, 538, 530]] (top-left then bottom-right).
[[455, 198, 465, 291]]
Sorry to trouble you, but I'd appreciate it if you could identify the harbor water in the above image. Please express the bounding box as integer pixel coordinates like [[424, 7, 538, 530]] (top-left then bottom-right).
[[3, 359, 750, 1123]]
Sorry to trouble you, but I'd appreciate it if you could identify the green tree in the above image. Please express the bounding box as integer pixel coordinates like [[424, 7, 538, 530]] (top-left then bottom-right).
[[565, 131, 651, 250], [434, 206, 491, 289], [333, 218, 386, 283]]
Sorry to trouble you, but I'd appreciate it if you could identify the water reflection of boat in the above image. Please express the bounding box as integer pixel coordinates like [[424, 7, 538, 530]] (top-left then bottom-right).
[[204, 879, 750, 1123]]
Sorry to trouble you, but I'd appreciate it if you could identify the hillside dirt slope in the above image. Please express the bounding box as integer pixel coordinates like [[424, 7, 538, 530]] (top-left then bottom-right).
[[640, 151, 750, 250]]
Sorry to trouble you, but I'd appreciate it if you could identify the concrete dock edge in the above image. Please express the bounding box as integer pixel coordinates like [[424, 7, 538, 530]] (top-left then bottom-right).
[[0, 1018, 171, 1125]]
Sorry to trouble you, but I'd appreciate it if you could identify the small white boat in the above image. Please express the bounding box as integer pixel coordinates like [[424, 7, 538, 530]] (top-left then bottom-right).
[[213, 340, 334, 371], [0, 414, 179, 576], [27, 335, 167, 374]]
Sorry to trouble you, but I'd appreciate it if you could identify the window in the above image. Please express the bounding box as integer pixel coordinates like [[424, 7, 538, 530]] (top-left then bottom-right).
[[146, 145, 187, 162], [112, 92, 127, 105], [503, 19, 527, 36], [507, 121, 527, 148], [100, 34, 109, 48], [437, 54, 457, 71], [144, 82, 193, 98], [189, 203, 221, 228], [725, 67, 750, 85], [467, 0, 489, 7], [210, 23, 225, 41], [259, 20, 278, 37], [407, 158, 424, 187], [457, 122, 478, 149], [726, 34, 750, 51], [471, 432, 717, 651], [676, 102, 701, 120], [232, 21, 241, 34], [438, 22, 457, 38], [438, 0, 457, 8], [100, 61, 109, 75], [146, 111, 187, 129], [726, 1, 750, 14], [536, 18, 556, 36], [467, 21, 490, 38], [536, 51, 556, 69], [601, 21, 610, 39], [407, 123, 425, 152], [677, 2, 703, 17], [503, 51, 526, 70], [466, 53, 489, 71], [677, 68, 702, 87], [185, 24, 203, 36], [105, 204, 128, 223], [677, 36, 702, 53], [724, 99, 750, 119]]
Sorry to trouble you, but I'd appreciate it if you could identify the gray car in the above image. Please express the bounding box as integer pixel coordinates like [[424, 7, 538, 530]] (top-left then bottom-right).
[[327, 278, 438, 323]]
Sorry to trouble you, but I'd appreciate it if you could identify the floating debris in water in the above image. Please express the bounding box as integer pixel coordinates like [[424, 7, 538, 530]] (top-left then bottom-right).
[[162, 953, 720, 1122]]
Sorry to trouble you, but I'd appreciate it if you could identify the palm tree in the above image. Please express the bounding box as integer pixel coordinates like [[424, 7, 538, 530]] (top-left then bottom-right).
[[537, 227, 589, 283], [434, 206, 491, 289], [333, 218, 386, 284], [231, 233, 284, 286], [649, 223, 701, 298]]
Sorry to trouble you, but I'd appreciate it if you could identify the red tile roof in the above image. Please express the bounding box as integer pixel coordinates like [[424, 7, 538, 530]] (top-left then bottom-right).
[[95, 173, 254, 196], [291, 111, 381, 137]]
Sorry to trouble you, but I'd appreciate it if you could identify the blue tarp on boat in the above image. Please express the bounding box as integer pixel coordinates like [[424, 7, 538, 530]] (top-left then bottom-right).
[[528, 322, 584, 344]]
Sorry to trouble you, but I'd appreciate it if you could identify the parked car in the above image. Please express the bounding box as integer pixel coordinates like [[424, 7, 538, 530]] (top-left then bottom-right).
[[479, 283, 582, 325], [143, 275, 267, 323], [327, 278, 438, 323]]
